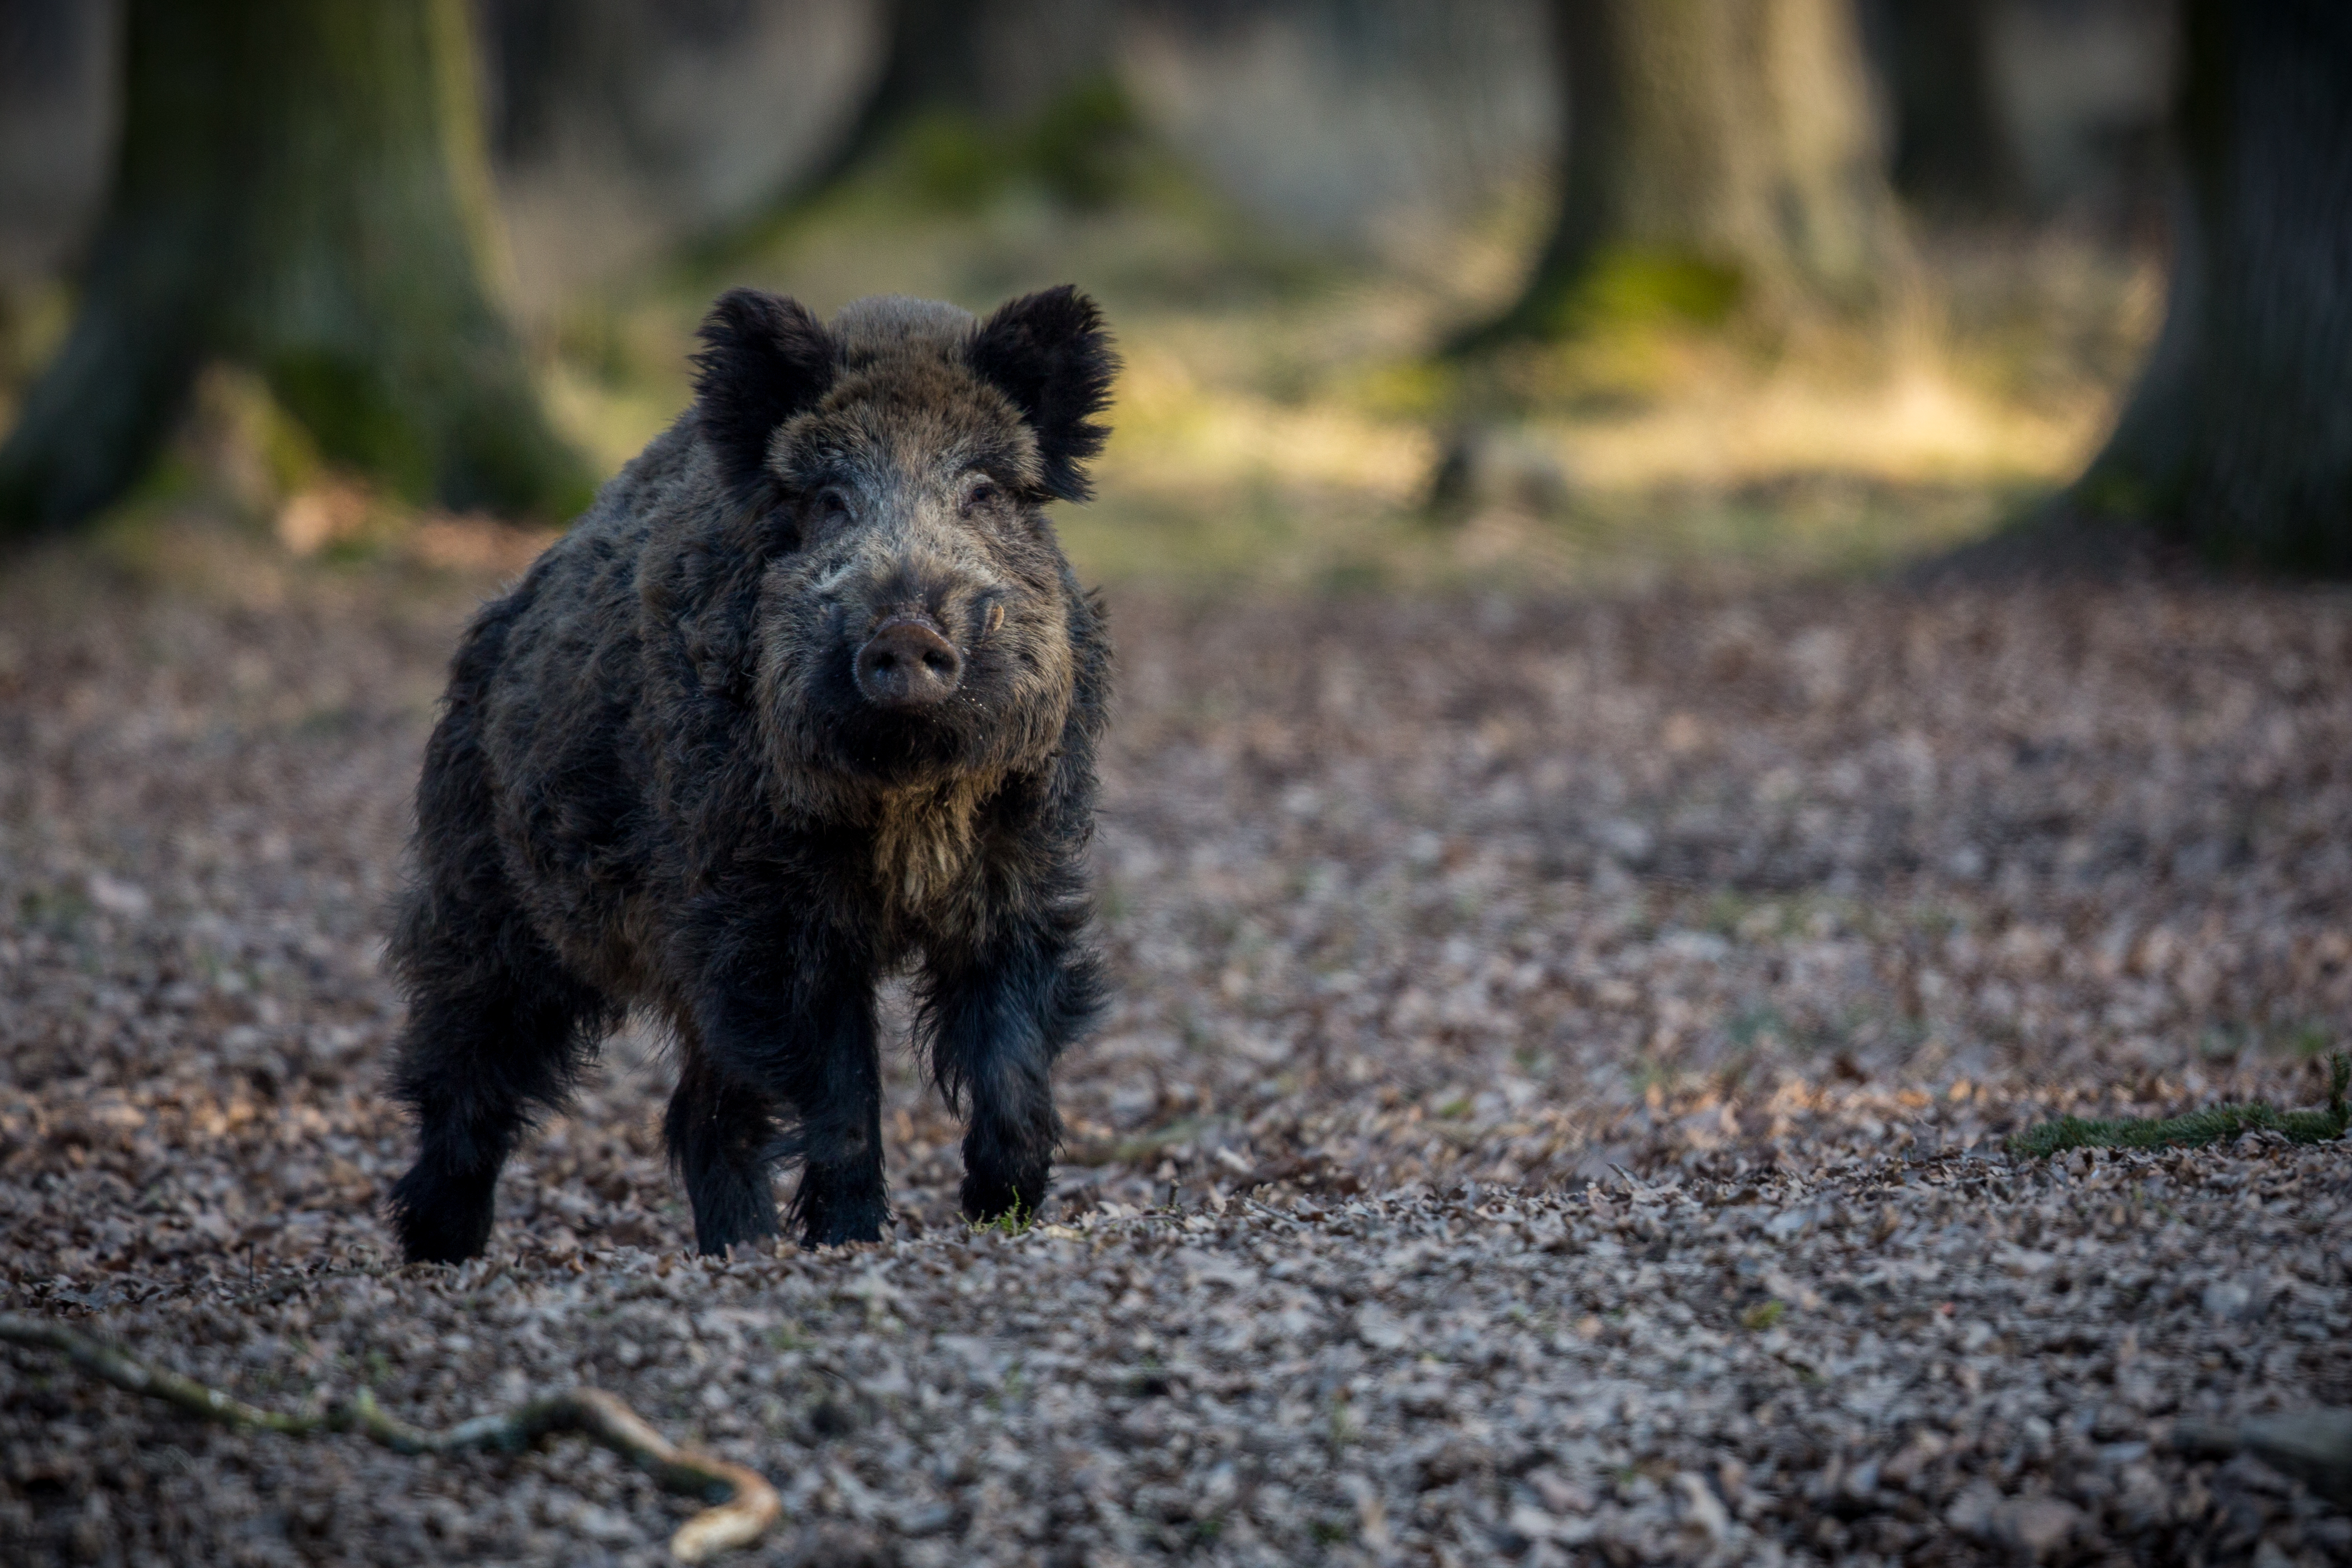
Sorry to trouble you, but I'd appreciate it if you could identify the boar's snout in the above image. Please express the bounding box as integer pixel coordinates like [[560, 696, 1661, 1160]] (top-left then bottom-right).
[[854, 614, 964, 709]]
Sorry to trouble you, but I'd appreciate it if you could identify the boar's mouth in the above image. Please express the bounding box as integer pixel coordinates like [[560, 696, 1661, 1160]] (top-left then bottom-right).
[[819, 700, 990, 783], [789, 615, 1002, 786], [756, 575, 1052, 794]]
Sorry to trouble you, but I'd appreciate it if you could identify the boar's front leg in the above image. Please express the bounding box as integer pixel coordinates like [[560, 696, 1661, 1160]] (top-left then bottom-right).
[[664, 1050, 782, 1256], [922, 920, 1106, 1225], [687, 947, 888, 1250]]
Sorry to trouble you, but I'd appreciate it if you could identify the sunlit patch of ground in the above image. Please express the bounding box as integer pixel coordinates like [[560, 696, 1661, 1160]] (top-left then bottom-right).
[[6, 172, 2156, 600], [514, 172, 2161, 598]]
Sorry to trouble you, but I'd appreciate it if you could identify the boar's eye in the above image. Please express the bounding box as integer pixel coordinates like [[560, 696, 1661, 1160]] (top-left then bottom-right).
[[813, 487, 852, 526], [961, 478, 1004, 516]]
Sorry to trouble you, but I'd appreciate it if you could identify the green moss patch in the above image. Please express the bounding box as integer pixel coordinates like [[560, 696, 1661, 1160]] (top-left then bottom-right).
[[2010, 1053, 2348, 1158]]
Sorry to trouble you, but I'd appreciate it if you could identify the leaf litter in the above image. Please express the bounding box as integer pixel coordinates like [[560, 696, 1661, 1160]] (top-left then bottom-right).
[[2, 550, 2349, 1565]]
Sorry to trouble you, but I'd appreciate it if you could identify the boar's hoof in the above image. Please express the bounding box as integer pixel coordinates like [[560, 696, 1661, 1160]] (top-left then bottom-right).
[[854, 615, 963, 708], [387, 1165, 496, 1265]]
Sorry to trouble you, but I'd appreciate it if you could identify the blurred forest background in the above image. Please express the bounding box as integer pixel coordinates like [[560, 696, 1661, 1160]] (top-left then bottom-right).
[[6, 0, 2321, 593]]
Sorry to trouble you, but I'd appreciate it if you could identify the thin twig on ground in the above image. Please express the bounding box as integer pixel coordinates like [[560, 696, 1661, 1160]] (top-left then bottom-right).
[[0, 1313, 780, 1562]]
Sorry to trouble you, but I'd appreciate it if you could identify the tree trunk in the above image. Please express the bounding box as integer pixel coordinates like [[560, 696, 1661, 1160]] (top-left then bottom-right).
[[1871, 0, 2025, 216], [788, 0, 1126, 207], [792, 0, 988, 199], [1461, 0, 1903, 349], [2078, 0, 2352, 572], [0, 0, 590, 535]]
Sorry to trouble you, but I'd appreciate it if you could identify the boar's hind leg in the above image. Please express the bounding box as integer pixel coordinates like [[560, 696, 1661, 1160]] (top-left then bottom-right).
[[923, 930, 1108, 1225], [664, 1052, 782, 1256], [386, 923, 611, 1265]]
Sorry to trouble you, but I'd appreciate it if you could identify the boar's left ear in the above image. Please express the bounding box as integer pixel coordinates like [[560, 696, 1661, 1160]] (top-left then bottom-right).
[[693, 288, 839, 508], [968, 285, 1118, 502]]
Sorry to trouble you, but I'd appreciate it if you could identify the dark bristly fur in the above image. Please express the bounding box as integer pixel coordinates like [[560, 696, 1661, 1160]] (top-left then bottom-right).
[[967, 286, 1116, 503], [386, 288, 1118, 1261]]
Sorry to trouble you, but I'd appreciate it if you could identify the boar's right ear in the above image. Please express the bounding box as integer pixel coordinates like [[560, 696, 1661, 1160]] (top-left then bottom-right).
[[692, 288, 838, 508]]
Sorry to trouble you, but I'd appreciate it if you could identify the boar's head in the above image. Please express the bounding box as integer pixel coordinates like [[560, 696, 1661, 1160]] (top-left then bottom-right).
[[692, 286, 1114, 793]]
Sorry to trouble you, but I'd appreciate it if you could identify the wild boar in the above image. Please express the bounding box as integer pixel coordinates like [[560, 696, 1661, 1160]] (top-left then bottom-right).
[[385, 286, 1116, 1260]]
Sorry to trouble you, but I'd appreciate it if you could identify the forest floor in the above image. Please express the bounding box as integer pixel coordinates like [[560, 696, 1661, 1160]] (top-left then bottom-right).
[[2, 527, 2348, 1567]]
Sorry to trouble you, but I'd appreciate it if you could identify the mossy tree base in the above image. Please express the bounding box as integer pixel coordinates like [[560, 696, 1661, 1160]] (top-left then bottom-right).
[[0, 0, 591, 536], [1455, 0, 1903, 354]]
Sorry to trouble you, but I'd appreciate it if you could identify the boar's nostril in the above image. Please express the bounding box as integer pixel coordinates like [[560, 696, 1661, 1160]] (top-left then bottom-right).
[[854, 615, 963, 708]]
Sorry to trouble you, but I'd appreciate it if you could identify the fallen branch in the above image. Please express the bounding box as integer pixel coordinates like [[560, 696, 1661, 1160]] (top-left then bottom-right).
[[2172, 1408, 2352, 1509], [2009, 1052, 2349, 1159], [0, 1313, 779, 1562]]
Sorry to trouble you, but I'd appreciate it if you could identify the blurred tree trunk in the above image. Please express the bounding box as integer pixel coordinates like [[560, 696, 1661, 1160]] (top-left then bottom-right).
[[1460, 0, 1903, 349], [796, 0, 986, 197], [0, 0, 590, 535], [2079, 0, 2352, 571], [1874, 0, 2024, 216], [788, 0, 1124, 206]]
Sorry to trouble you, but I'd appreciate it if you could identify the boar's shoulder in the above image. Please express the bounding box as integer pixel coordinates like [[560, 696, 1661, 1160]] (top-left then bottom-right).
[[616, 426, 775, 715]]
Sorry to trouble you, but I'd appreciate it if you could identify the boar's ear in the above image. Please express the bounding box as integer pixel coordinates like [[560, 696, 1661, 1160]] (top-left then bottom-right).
[[692, 288, 838, 508], [968, 285, 1118, 502]]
